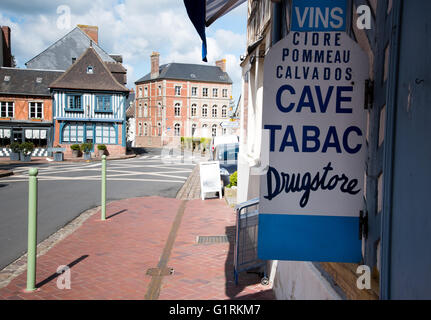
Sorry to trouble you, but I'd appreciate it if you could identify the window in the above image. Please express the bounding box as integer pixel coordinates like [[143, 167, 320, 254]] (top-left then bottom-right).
[[138, 122, 143, 136], [25, 129, 48, 147], [223, 128, 227, 135], [0, 128, 11, 147], [157, 122, 162, 136], [191, 104, 197, 117], [213, 88, 218, 97], [175, 86, 181, 96], [138, 87, 142, 98], [212, 124, 217, 137], [202, 105, 208, 118], [212, 105, 218, 118], [144, 103, 148, 117], [222, 89, 228, 98], [0, 102, 14, 118], [87, 66, 94, 74], [192, 87, 198, 96], [144, 123, 148, 136], [66, 95, 83, 111], [158, 103, 162, 117], [175, 103, 181, 117], [158, 85, 162, 96], [222, 105, 227, 118], [95, 96, 112, 112], [202, 88, 208, 97], [191, 124, 197, 137], [29, 102, 43, 119], [62, 123, 85, 143], [95, 124, 116, 144], [144, 87, 148, 97], [174, 123, 181, 136], [138, 103, 143, 118]]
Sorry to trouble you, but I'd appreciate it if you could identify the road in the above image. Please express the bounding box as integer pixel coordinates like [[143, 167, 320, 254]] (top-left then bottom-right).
[[0, 148, 206, 270]]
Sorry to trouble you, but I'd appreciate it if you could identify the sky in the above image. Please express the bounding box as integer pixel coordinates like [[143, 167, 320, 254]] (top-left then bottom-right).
[[0, 0, 247, 102]]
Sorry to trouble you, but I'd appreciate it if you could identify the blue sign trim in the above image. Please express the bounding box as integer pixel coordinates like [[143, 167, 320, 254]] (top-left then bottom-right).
[[291, 0, 347, 32], [258, 214, 361, 262]]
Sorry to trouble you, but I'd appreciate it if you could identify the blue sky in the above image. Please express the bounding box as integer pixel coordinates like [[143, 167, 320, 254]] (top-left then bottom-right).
[[0, 0, 247, 102]]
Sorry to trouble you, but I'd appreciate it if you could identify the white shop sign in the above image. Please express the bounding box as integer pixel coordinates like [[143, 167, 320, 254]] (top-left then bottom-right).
[[258, 31, 369, 262], [200, 161, 222, 200]]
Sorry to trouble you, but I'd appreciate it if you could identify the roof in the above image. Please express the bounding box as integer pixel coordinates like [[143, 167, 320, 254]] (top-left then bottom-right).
[[125, 92, 135, 118], [49, 47, 129, 93], [135, 62, 233, 84], [25, 27, 116, 71], [105, 62, 127, 73], [0, 67, 63, 96]]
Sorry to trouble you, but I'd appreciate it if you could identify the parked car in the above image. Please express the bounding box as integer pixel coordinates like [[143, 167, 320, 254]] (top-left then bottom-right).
[[210, 135, 239, 160], [213, 142, 239, 187]]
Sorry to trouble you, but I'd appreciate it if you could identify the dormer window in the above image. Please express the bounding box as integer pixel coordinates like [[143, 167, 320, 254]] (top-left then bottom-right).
[[87, 66, 94, 74]]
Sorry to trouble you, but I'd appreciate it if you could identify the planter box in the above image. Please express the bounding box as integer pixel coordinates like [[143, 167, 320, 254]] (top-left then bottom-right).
[[53, 152, 64, 162], [83, 152, 91, 160], [20, 154, 31, 162], [72, 150, 80, 158], [9, 152, 20, 161], [98, 150, 105, 157]]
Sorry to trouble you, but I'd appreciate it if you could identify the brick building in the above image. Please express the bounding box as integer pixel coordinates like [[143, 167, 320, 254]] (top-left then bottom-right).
[[134, 52, 233, 147], [0, 67, 63, 157]]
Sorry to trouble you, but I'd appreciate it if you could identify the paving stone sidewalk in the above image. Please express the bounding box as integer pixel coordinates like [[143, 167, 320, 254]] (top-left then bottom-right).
[[0, 196, 274, 300]]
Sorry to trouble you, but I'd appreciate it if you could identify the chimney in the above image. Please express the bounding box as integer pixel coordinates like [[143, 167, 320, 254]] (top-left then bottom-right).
[[1, 26, 12, 67], [150, 51, 160, 79], [78, 25, 99, 44], [216, 58, 226, 73]]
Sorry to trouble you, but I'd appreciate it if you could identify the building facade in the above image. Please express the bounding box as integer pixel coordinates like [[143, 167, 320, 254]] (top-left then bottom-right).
[[134, 52, 233, 147], [238, 0, 431, 300], [50, 47, 129, 157], [0, 67, 63, 157]]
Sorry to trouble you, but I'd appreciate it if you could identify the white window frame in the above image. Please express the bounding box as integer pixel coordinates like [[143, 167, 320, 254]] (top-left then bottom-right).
[[222, 105, 227, 118], [213, 88, 218, 97], [29, 101, 44, 119], [202, 104, 208, 118], [0, 101, 14, 118], [174, 102, 181, 117], [174, 123, 181, 136], [191, 104, 197, 117], [144, 86, 148, 97], [222, 88, 228, 98], [202, 88, 208, 97], [212, 105, 218, 118], [191, 87, 198, 96], [175, 85, 181, 96]]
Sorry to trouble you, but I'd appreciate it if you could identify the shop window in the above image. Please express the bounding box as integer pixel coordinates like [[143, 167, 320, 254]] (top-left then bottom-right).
[[62, 123, 84, 143], [95, 124, 116, 144], [0, 128, 11, 147], [25, 129, 48, 148]]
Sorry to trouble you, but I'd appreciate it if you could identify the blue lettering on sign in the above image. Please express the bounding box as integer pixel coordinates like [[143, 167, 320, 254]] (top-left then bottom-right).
[[291, 0, 347, 32]]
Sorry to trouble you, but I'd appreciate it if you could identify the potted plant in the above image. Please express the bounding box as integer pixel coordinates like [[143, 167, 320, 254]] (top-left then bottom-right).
[[70, 144, 81, 158], [19, 142, 35, 162], [81, 143, 93, 160], [9, 142, 21, 161], [97, 144, 107, 157]]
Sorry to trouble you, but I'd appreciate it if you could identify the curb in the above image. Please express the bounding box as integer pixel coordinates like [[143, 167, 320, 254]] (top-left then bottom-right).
[[0, 205, 100, 289], [0, 170, 13, 178]]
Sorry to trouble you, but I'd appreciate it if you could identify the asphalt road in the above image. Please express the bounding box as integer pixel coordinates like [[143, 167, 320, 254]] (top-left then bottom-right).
[[0, 148, 205, 270]]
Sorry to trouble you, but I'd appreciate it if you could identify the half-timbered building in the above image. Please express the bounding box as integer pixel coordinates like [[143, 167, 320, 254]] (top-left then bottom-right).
[[50, 46, 129, 157]]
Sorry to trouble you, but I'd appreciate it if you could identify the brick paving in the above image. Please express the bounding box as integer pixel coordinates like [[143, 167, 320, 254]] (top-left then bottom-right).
[[0, 196, 274, 300]]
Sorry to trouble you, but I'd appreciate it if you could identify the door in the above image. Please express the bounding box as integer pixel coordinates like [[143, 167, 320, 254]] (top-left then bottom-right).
[[381, 0, 431, 299], [12, 129, 23, 143]]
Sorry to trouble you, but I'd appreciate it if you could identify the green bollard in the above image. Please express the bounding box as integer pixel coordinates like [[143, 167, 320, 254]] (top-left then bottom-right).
[[101, 155, 106, 221], [26, 168, 38, 292]]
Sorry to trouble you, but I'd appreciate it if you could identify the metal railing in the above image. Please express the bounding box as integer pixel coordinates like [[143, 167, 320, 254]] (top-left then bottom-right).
[[234, 198, 268, 286]]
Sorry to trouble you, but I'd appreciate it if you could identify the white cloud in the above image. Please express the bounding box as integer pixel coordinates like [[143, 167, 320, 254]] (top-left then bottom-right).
[[1, 0, 247, 101]]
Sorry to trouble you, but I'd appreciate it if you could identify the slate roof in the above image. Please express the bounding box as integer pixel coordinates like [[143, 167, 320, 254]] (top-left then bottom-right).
[[0, 67, 63, 97], [25, 27, 116, 71], [49, 47, 129, 93], [135, 63, 233, 84]]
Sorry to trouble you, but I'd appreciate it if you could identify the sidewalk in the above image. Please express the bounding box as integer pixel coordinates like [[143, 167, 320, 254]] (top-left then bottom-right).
[[0, 196, 274, 300], [0, 154, 136, 165]]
